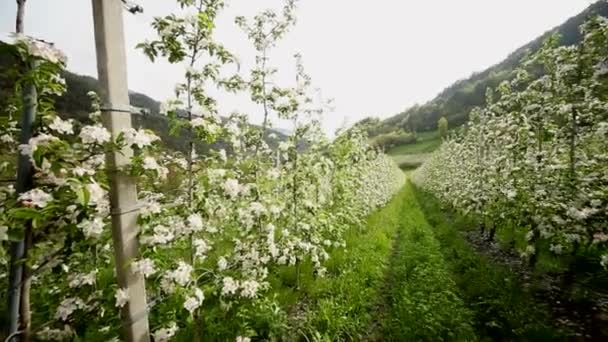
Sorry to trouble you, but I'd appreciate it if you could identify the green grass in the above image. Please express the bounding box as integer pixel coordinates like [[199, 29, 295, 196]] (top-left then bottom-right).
[[166, 176, 571, 341], [381, 181, 475, 341], [387, 131, 442, 156], [386, 131, 442, 170], [292, 186, 406, 340], [412, 184, 565, 341]]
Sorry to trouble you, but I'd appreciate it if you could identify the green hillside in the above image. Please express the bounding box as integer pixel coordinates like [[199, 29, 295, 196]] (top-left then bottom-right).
[[361, 1, 608, 138]]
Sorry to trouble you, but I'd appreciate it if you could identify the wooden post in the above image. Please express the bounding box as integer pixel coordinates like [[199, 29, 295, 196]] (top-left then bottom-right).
[[91, 1, 150, 341]]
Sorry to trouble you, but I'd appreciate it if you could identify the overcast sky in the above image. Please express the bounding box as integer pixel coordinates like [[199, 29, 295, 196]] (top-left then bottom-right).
[[0, 0, 594, 135]]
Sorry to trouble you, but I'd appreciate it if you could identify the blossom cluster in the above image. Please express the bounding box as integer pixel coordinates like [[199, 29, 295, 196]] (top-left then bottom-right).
[[413, 16, 608, 268]]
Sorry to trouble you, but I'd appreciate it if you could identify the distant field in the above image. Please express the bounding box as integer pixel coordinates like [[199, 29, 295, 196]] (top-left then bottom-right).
[[387, 131, 442, 156], [387, 131, 442, 169]]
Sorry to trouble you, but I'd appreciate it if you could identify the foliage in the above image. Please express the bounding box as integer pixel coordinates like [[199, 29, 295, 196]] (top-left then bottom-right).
[[382, 182, 475, 341], [294, 179, 405, 341], [369, 130, 416, 150], [413, 185, 561, 341], [413, 16, 608, 272], [0, 1, 404, 341], [437, 116, 448, 138]]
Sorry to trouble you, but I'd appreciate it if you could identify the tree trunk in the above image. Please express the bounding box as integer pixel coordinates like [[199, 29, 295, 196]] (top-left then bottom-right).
[[19, 227, 33, 342]]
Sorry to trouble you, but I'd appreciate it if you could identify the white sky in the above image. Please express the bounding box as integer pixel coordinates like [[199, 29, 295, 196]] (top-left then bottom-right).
[[0, 0, 594, 135]]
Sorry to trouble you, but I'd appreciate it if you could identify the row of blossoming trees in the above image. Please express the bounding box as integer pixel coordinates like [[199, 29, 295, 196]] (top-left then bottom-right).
[[413, 16, 608, 270], [0, 0, 404, 340]]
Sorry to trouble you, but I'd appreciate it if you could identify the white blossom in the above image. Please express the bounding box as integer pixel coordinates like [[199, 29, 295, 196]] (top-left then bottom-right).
[[115, 288, 130, 308], [224, 178, 242, 198], [55, 297, 85, 321], [68, 269, 98, 288], [78, 217, 105, 239], [132, 258, 157, 277], [18, 188, 52, 208], [221, 277, 239, 296], [240, 279, 260, 298], [152, 322, 178, 342], [188, 213, 204, 232], [218, 256, 228, 271], [184, 288, 205, 314], [171, 261, 193, 286], [123, 128, 159, 148], [193, 238, 211, 258], [73, 166, 95, 177], [79, 125, 111, 144], [49, 117, 73, 135], [37, 325, 74, 341]]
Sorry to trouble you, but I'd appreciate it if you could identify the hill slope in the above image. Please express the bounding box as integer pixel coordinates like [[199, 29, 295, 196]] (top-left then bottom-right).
[[363, 1, 608, 137]]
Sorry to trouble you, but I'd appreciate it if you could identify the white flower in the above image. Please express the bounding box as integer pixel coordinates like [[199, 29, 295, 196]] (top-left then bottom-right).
[[193, 238, 211, 258], [184, 288, 205, 314], [221, 277, 239, 296], [160, 275, 176, 294], [18, 188, 52, 207], [142, 225, 175, 245], [68, 269, 98, 288], [18, 133, 58, 158], [236, 337, 251, 342], [55, 297, 85, 321], [274, 95, 291, 109], [549, 244, 564, 254], [123, 129, 159, 148], [187, 213, 204, 232], [37, 325, 74, 341], [191, 117, 206, 128], [172, 261, 193, 286], [224, 178, 241, 198], [269, 205, 282, 216], [249, 202, 266, 216], [49, 117, 73, 135], [1, 134, 14, 143], [226, 121, 240, 135], [115, 288, 130, 308], [183, 297, 200, 314], [16, 35, 67, 64], [218, 256, 228, 271], [132, 258, 156, 277], [86, 182, 107, 206], [79, 125, 111, 144], [240, 279, 260, 298], [218, 149, 227, 162], [152, 322, 178, 342], [78, 217, 105, 239], [73, 166, 94, 177], [142, 156, 160, 170]]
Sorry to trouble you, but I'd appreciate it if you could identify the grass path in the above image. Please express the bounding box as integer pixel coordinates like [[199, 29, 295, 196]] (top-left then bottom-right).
[[288, 178, 563, 341], [373, 181, 475, 341]]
